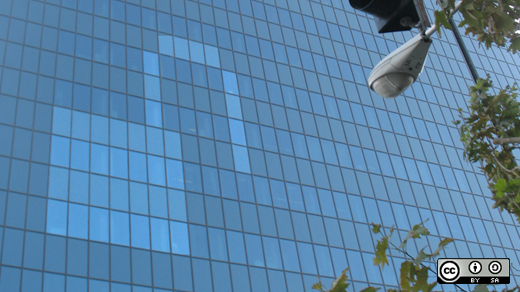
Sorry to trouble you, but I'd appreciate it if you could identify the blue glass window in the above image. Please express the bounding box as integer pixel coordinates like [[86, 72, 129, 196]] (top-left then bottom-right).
[[58, 30, 75, 55], [252, 176, 270, 205], [214, 116, 230, 141], [142, 8, 156, 29], [52, 107, 71, 136], [276, 130, 293, 156], [148, 155, 166, 186], [245, 234, 264, 267], [110, 119, 127, 148], [68, 203, 88, 239], [278, 240, 299, 272], [50, 136, 70, 167], [91, 144, 109, 175], [291, 133, 309, 159], [131, 214, 150, 249], [204, 45, 220, 67], [226, 174, 248, 203], [90, 207, 109, 242], [47, 199, 67, 236], [189, 224, 209, 258], [232, 145, 251, 173], [110, 43, 126, 68], [110, 210, 129, 246], [110, 147, 128, 179], [196, 112, 213, 139], [145, 100, 162, 127], [223, 71, 239, 94], [144, 51, 159, 76], [190, 41, 205, 64], [263, 236, 282, 269], [226, 230, 247, 264], [171, 221, 190, 255], [184, 162, 203, 193], [164, 131, 182, 159], [127, 47, 143, 72], [151, 218, 170, 252], [208, 228, 228, 261], [146, 127, 164, 156], [208, 67, 224, 90], [129, 151, 147, 182], [76, 35, 92, 60], [229, 119, 247, 145], [226, 94, 243, 120], [245, 123, 262, 148], [302, 187, 320, 214], [174, 37, 189, 60], [297, 242, 318, 274], [261, 126, 278, 152], [285, 183, 304, 211], [144, 75, 161, 100]]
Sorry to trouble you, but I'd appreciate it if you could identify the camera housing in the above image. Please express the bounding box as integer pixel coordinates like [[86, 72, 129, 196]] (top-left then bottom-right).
[[368, 34, 432, 98]]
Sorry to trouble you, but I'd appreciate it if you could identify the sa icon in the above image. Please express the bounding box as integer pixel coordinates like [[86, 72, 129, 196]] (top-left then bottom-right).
[[439, 261, 460, 282]]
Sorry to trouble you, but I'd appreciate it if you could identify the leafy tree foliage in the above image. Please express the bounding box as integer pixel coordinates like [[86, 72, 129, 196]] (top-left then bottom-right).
[[456, 79, 520, 223], [313, 222, 516, 292], [435, 0, 520, 223], [435, 0, 520, 53]]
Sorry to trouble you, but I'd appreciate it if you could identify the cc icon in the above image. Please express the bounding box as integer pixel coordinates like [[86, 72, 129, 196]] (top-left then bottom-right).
[[439, 261, 460, 282]]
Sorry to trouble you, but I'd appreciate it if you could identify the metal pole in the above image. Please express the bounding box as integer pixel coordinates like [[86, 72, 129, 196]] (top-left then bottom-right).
[[424, 0, 464, 38], [422, 0, 479, 82], [448, 18, 480, 82]]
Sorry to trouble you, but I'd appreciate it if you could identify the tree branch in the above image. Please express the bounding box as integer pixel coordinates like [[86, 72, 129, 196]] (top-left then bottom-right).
[[493, 137, 520, 144], [491, 153, 520, 174]]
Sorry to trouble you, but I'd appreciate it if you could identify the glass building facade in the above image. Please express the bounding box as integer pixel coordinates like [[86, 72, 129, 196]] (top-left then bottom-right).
[[0, 0, 519, 291]]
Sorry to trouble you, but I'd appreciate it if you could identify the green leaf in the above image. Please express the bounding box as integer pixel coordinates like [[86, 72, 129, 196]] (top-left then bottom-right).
[[412, 224, 430, 237], [312, 283, 323, 291], [510, 37, 520, 54], [413, 248, 431, 265], [359, 288, 380, 292], [434, 10, 451, 36], [412, 266, 431, 292], [474, 284, 490, 292], [399, 223, 430, 249], [496, 191, 505, 199], [400, 261, 412, 291], [495, 178, 507, 192], [329, 268, 350, 292], [371, 223, 381, 234], [373, 237, 389, 268]]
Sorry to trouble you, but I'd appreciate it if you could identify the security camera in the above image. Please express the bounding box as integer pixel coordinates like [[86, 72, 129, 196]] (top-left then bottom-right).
[[368, 34, 432, 98]]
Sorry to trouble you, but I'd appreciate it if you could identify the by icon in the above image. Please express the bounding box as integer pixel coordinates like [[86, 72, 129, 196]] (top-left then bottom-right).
[[469, 261, 482, 274], [489, 261, 502, 274]]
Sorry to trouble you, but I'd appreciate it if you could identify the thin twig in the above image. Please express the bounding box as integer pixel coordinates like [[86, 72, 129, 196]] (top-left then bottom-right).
[[491, 153, 520, 174]]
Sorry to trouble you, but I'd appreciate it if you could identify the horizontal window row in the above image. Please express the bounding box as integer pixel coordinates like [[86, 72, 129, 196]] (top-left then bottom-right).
[[0, 60, 473, 130], [45, 107, 463, 159], [43, 126, 476, 187], [0, 96, 469, 159], [0, 0, 392, 50], [21, 193, 520, 264], [2, 17, 475, 99], [2, 230, 444, 291], [0, 4, 492, 97], [2, 155, 516, 229], [0, 140, 497, 219], [0, 72, 467, 139], [4, 0, 516, 82]]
